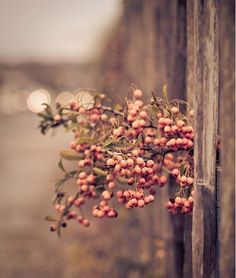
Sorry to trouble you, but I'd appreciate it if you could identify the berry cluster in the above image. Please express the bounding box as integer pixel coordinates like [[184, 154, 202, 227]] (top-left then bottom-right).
[[38, 86, 194, 235], [165, 190, 194, 214]]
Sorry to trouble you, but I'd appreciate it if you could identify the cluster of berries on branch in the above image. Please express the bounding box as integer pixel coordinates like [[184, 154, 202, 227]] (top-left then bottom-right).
[[38, 85, 194, 236]]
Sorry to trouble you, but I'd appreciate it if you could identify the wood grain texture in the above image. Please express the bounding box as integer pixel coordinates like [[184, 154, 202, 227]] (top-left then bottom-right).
[[192, 0, 219, 277], [219, 0, 235, 277], [98, 1, 187, 277], [183, 3, 194, 276]]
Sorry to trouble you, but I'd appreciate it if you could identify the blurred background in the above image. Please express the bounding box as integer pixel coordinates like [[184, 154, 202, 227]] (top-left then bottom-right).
[[0, 0, 234, 278], [0, 1, 175, 277]]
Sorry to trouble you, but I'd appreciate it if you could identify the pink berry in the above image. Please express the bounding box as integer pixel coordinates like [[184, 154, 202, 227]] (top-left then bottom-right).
[[87, 175, 95, 184], [188, 196, 194, 203], [140, 111, 147, 118], [164, 126, 171, 133], [172, 168, 179, 176], [146, 160, 154, 167], [54, 114, 61, 122], [101, 114, 108, 121], [108, 182, 116, 189], [97, 210, 105, 218], [116, 191, 123, 198], [180, 175, 187, 183], [148, 195, 155, 202], [145, 136, 153, 144], [138, 119, 146, 127], [176, 138, 183, 145], [79, 107, 86, 114], [133, 89, 143, 99], [79, 172, 87, 179], [159, 176, 167, 185], [132, 121, 139, 129], [154, 138, 161, 145], [158, 118, 165, 125], [184, 200, 191, 208], [131, 198, 138, 206], [187, 177, 194, 185], [134, 165, 142, 174], [107, 158, 115, 166], [120, 160, 128, 168], [164, 118, 172, 125], [134, 100, 143, 107], [132, 149, 140, 156], [70, 141, 76, 149], [144, 196, 151, 204], [127, 158, 134, 167], [177, 120, 185, 128], [175, 197, 183, 205], [81, 184, 88, 192], [113, 129, 120, 137], [102, 190, 111, 200], [123, 191, 130, 199], [136, 157, 144, 165], [130, 109, 137, 116], [171, 107, 179, 113], [137, 199, 145, 208]]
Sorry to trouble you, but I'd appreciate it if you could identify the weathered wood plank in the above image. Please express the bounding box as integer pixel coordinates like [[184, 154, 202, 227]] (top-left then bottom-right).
[[99, 1, 188, 277], [183, 2, 194, 277], [192, 0, 219, 277], [219, 0, 235, 277]]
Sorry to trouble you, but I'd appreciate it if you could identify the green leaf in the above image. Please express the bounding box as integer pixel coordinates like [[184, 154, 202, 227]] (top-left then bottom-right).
[[76, 137, 96, 144], [116, 176, 128, 184], [54, 178, 67, 191], [179, 163, 186, 176], [95, 175, 106, 186], [95, 185, 105, 194], [60, 150, 83, 161], [93, 167, 107, 176], [64, 122, 79, 133], [94, 93, 106, 101], [114, 103, 122, 112], [58, 158, 67, 173], [162, 84, 168, 104], [68, 170, 78, 176], [103, 138, 113, 147], [103, 139, 124, 150], [38, 112, 46, 118], [42, 103, 53, 116]]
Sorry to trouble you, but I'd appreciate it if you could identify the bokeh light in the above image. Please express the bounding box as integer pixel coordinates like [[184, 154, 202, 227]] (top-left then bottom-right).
[[27, 89, 51, 113], [74, 90, 95, 109], [55, 91, 73, 107]]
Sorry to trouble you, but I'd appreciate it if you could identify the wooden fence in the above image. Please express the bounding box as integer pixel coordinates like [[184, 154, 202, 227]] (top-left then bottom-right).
[[99, 0, 235, 277]]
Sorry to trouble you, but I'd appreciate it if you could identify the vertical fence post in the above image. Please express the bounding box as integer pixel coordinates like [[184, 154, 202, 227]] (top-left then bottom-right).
[[192, 0, 219, 277], [219, 0, 235, 277], [183, 1, 194, 277]]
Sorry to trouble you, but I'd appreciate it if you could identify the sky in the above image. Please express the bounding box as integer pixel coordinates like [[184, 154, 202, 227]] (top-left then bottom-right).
[[0, 0, 122, 64]]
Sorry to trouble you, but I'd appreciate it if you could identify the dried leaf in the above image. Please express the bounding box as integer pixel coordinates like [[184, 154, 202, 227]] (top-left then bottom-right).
[[45, 216, 57, 222]]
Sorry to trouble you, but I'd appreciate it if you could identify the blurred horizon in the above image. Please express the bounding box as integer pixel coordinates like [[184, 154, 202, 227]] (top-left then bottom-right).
[[0, 0, 122, 65]]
